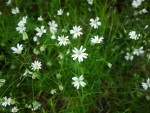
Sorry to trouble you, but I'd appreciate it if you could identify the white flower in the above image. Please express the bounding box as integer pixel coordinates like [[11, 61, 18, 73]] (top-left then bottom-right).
[[57, 35, 69, 46], [31, 61, 42, 71], [142, 78, 150, 90], [37, 16, 43, 21], [11, 106, 18, 113], [16, 16, 27, 34], [0, 79, 6, 87], [50, 89, 57, 94], [90, 17, 101, 29], [70, 26, 83, 39], [87, 0, 94, 5], [0, 11, 2, 15], [132, 0, 144, 8], [11, 44, 23, 54], [18, 16, 27, 26], [91, 35, 104, 44], [48, 20, 58, 34], [57, 9, 63, 15], [139, 8, 148, 14], [129, 31, 140, 40], [32, 101, 41, 111], [72, 46, 88, 62], [125, 52, 134, 61], [35, 26, 46, 37], [33, 36, 38, 42], [72, 75, 86, 89], [133, 47, 144, 56], [16, 24, 26, 33], [107, 63, 112, 68], [2, 96, 12, 107], [6, 0, 12, 6], [11, 7, 19, 14]]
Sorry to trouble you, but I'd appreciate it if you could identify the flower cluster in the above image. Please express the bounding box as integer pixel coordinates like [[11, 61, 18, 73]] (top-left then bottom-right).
[[142, 78, 150, 90]]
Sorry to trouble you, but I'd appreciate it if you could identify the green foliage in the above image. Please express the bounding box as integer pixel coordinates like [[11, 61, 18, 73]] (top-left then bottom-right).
[[0, 0, 150, 112]]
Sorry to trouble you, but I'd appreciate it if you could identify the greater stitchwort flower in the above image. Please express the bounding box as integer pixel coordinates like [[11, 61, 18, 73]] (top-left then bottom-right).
[[0, 79, 6, 87], [31, 61, 42, 71], [57, 9, 63, 15], [72, 46, 88, 62], [11, 44, 23, 54], [90, 17, 101, 29], [16, 16, 27, 34], [125, 52, 134, 61], [87, 0, 94, 5], [129, 31, 140, 40], [11, 7, 19, 14], [142, 78, 150, 90], [48, 20, 58, 34], [72, 75, 86, 89], [70, 26, 83, 39], [37, 16, 43, 21], [57, 35, 69, 46], [133, 47, 144, 56], [11, 106, 18, 113], [35, 26, 46, 37], [2, 96, 12, 107], [91, 35, 104, 44]]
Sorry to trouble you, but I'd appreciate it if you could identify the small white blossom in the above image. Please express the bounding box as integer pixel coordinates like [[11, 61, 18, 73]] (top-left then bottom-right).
[[132, 0, 144, 8], [48, 20, 58, 34], [139, 8, 148, 14], [72, 75, 86, 89], [2, 96, 12, 107], [57, 9, 63, 15], [33, 36, 38, 42], [57, 35, 69, 46], [16, 24, 26, 34], [72, 46, 88, 62], [37, 16, 43, 21], [87, 0, 94, 5], [0, 11, 2, 15], [90, 17, 101, 29], [129, 31, 140, 40], [51, 34, 56, 39], [31, 61, 42, 71], [70, 26, 83, 39], [91, 35, 104, 44], [16, 16, 27, 34], [107, 63, 112, 68], [142, 78, 150, 90], [133, 47, 144, 56], [11, 44, 23, 54], [125, 52, 134, 61], [50, 89, 57, 94], [6, 0, 12, 6], [11, 106, 18, 113], [0, 79, 6, 87], [35, 26, 46, 37], [32, 101, 41, 111], [11, 7, 19, 14]]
